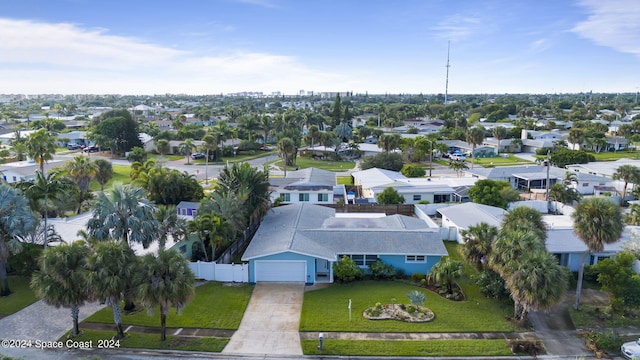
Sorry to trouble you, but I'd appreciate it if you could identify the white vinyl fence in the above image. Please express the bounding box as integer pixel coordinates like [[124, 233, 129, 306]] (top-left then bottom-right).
[[189, 261, 249, 282]]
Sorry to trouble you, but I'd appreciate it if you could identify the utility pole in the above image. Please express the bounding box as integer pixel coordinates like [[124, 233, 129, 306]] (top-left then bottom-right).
[[545, 150, 551, 213], [444, 40, 451, 105]]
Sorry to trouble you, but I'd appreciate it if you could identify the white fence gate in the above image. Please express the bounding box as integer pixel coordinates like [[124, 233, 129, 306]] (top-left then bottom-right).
[[189, 261, 249, 282]]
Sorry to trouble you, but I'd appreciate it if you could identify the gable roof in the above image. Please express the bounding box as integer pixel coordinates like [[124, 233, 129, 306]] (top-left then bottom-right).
[[242, 203, 446, 261], [270, 167, 335, 191], [437, 202, 506, 229], [352, 168, 407, 189]]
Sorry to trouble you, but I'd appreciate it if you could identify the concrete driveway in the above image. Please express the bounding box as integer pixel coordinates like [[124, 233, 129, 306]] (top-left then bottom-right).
[[223, 282, 304, 356]]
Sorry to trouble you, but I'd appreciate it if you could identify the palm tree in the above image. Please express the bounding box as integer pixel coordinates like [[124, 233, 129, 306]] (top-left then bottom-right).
[[20, 171, 73, 250], [201, 134, 216, 185], [572, 197, 624, 309], [26, 128, 56, 173], [155, 139, 171, 165], [0, 184, 37, 296], [305, 125, 320, 148], [501, 206, 547, 242], [215, 162, 270, 227], [31, 241, 91, 337], [489, 229, 546, 278], [87, 184, 159, 248], [178, 138, 196, 165], [259, 115, 274, 145], [568, 129, 585, 150], [199, 192, 246, 239], [465, 126, 485, 169], [94, 158, 113, 192], [65, 156, 97, 213], [155, 204, 181, 250], [613, 164, 640, 205], [427, 258, 463, 295], [378, 133, 402, 153], [460, 222, 498, 271], [137, 249, 195, 341], [505, 250, 567, 322], [87, 241, 139, 339], [277, 137, 296, 176], [492, 126, 508, 155], [625, 203, 640, 225], [187, 213, 217, 261], [448, 160, 469, 177]]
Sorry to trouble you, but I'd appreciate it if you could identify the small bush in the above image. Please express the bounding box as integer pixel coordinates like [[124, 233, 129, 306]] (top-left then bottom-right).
[[7, 243, 42, 276], [401, 164, 426, 178], [407, 290, 426, 306], [394, 268, 406, 279], [509, 340, 544, 355], [583, 265, 599, 283], [474, 269, 509, 299], [411, 272, 425, 283], [368, 259, 395, 280], [584, 330, 624, 353], [333, 256, 364, 283]]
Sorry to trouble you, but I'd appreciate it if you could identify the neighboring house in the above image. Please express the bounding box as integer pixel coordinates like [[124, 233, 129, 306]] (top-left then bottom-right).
[[567, 159, 640, 195], [0, 130, 37, 145], [241, 203, 448, 284], [56, 130, 91, 147], [437, 203, 507, 243], [270, 168, 345, 204], [521, 129, 566, 141], [440, 140, 498, 158], [483, 138, 519, 153], [352, 168, 477, 204], [0, 160, 65, 184], [521, 139, 558, 153], [177, 201, 200, 220], [138, 132, 155, 152]]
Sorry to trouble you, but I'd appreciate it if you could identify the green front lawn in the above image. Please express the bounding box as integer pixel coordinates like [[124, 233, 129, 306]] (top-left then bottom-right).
[[337, 176, 353, 185], [468, 154, 533, 167], [590, 151, 640, 161], [88, 164, 131, 191], [63, 329, 228, 352], [302, 339, 513, 356], [276, 157, 356, 172], [0, 276, 38, 315], [84, 282, 253, 329]]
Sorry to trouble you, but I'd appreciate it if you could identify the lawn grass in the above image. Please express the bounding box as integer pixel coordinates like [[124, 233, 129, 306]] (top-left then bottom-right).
[[301, 339, 513, 356], [0, 276, 38, 315], [189, 151, 274, 165], [590, 151, 640, 161], [63, 329, 228, 352], [88, 164, 131, 191], [337, 176, 353, 185], [147, 153, 184, 162], [468, 154, 533, 168], [569, 305, 640, 329], [275, 157, 356, 172], [84, 282, 253, 329]]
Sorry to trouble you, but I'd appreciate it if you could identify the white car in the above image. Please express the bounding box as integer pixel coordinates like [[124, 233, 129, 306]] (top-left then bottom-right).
[[621, 338, 640, 359], [449, 153, 466, 161]]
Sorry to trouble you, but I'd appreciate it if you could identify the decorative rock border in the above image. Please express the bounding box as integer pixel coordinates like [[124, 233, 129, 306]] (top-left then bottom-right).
[[363, 304, 435, 322]]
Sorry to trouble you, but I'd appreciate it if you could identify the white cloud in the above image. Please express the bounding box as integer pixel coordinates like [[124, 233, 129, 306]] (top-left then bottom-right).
[[431, 15, 483, 41], [0, 18, 347, 94], [572, 0, 640, 57]]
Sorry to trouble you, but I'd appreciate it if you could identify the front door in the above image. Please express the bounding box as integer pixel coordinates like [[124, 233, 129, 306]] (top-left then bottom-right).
[[316, 259, 330, 275]]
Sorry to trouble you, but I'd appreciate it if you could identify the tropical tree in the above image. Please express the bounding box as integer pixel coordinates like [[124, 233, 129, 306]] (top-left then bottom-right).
[[572, 197, 624, 309], [26, 128, 56, 173], [94, 158, 113, 191], [613, 164, 640, 205], [87, 241, 139, 339], [378, 133, 402, 153], [466, 126, 485, 169], [65, 156, 97, 213], [448, 160, 469, 177], [625, 203, 640, 225], [0, 185, 37, 296], [568, 129, 585, 150], [155, 139, 171, 164], [259, 115, 274, 145], [201, 134, 216, 184], [154, 204, 182, 250], [199, 192, 246, 240], [334, 122, 353, 142], [492, 126, 508, 155], [489, 229, 546, 278], [460, 222, 498, 271], [427, 258, 464, 295], [31, 241, 91, 337], [137, 249, 195, 341], [468, 179, 519, 209], [215, 162, 270, 227], [178, 138, 196, 165], [501, 206, 547, 241], [87, 184, 159, 248], [277, 137, 296, 176]]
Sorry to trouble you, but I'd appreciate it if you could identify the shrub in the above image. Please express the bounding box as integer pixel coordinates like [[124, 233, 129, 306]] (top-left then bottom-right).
[[584, 330, 624, 353], [401, 164, 426, 178], [474, 269, 509, 299], [368, 259, 395, 280], [411, 272, 425, 283], [406, 290, 426, 306], [6, 243, 42, 276], [333, 256, 364, 283], [417, 200, 430, 204], [394, 268, 406, 279], [583, 264, 599, 283], [509, 340, 544, 355]]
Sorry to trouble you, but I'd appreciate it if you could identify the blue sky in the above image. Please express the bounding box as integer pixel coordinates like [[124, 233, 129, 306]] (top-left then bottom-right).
[[1, 0, 639, 95]]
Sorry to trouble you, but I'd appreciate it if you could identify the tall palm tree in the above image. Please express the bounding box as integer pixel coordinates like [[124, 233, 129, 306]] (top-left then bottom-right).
[[277, 137, 296, 176], [215, 162, 270, 227], [201, 134, 216, 185], [178, 138, 196, 165], [93, 158, 113, 192], [613, 164, 640, 205], [19, 171, 74, 250], [501, 206, 547, 241], [465, 126, 485, 169], [448, 160, 469, 177], [87, 184, 159, 248], [65, 156, 97, 213], [572, 197, 624, 309], [377, 133, 402, 153], [137, 249, 195, 341], [492, 126, 508, 155], [200, 192, 246, 238], [427, 258, 463, 295], [489, 229, 546, 278], [259, 115, 274, 145], [155, 204, 181, 250], [31, 241, 91, 337], [26, 128, 56, 173], [0, 184, 37, 296], [155, 139, 171, 165], [460, 222, 498, 271], [87, 241, 139, 339]]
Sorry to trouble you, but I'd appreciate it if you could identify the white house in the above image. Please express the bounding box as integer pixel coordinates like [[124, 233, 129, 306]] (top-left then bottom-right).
[[270, 168, 345, 204], [437, 202, 507, 243]]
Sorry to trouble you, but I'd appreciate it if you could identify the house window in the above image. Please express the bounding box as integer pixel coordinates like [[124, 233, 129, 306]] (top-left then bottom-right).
[[413, 195, 421, 201], [582, 183, 588, 187], [317, 193, 328, 202], [406, 255, 426, 263], [299, 193, 309, 202], [339, 254, 379, 267], [434, 194, 449, 203], [12, 176, 16, 182], [280, 193, 291, 202]]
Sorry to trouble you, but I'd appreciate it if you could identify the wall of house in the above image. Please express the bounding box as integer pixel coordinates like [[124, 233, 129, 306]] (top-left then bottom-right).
[[379, 255, 441, 274], [248, 252, 317, 283], [272, 189, 334, 204]]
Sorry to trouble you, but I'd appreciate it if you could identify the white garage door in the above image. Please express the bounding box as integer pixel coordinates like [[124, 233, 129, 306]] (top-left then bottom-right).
[[255, 261, 306, 282]]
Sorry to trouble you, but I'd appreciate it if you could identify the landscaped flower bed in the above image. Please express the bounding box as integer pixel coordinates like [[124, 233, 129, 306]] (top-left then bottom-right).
[[363, 303, 435, 323]]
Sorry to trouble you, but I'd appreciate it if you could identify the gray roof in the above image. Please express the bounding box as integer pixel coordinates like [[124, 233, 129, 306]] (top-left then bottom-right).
[[242, 203, 446, 261], [352, 168, 407, 189], [270, 168, 335, 191], [546, 228, 628, 254], [437, 202, 506, 229]]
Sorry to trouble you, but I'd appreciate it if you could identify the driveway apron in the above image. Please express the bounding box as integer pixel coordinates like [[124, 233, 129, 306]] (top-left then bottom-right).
[[223, 282, 304, 356]]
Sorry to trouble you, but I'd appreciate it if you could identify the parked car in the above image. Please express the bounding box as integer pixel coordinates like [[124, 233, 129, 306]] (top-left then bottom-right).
[[621, 338, 640, 359], [191, 153, 205, 160], [67, 144, 81, 150], [83, 146, 99, 153], [449, 151, 466, 161]]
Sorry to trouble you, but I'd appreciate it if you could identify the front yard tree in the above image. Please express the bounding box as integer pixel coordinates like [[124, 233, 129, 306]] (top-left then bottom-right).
[[155, 139, 170, 164], [376, 186, 405, 205], [613, 164, 640, 205], [65, 156, 97, 214], [31, 242, 91, 337], [465, 126, 485, 169], [216, 162, 271, 227], [460, 222, 498, 271], [0, 184, 37, 296], [492, 126, 508, 154], [91, 114, 143, 156], [572, 197, 624, 310], [26, 128, 56, 174], [427, 258, 464, 296], [468, 179, 519, 209], [277, 137, 296, 176], [87, 241, 139, 339], [378, 133, 402, 153], [178, 138, 196, 165], [137, 249, 195, 341]]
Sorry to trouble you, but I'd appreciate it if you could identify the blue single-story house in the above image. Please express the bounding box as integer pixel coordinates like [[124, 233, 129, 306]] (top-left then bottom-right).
[[547, 228, 629, 272], [241, 203, 447, 284]]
